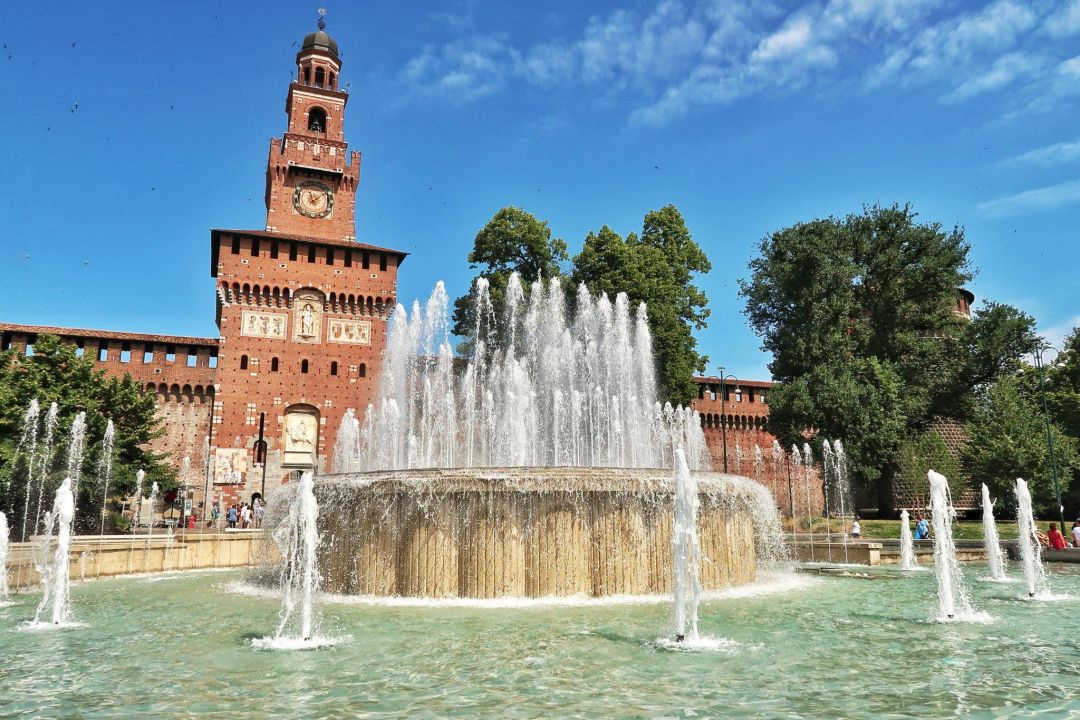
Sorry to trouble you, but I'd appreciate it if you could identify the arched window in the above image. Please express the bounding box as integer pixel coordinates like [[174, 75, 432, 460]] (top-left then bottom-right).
[[358, 363, 366, 378], [328, 71, 336, 89], [271, 357, 279, 372], [303, 66, 311, 85], [314, 67, 325, 88], [301, 359, 309, 374], [240, 354, 248, 370], [330, 361, 338, 376], [308, 108, 326, 133]]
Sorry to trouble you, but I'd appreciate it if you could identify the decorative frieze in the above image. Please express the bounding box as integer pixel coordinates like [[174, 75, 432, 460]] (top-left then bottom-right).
[[326, 318, 371, 345], [240, 311, 288, 339]]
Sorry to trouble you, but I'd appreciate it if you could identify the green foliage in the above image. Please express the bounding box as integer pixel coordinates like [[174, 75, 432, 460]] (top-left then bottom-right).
[[897, 429, 965, 508], [451, 207, 569, 352], [962, 375, 1079, 517], [572, 206, 711, 405], [0, 335, 175, 536], [739, 204, 975, 501]]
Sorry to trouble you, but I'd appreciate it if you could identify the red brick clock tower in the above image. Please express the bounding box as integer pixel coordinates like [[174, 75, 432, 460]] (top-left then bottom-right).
[[209, 24, 406, 501]]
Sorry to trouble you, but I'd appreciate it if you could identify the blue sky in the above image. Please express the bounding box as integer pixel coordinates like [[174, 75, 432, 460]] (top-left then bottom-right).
[[1, 0, 1078, 380]]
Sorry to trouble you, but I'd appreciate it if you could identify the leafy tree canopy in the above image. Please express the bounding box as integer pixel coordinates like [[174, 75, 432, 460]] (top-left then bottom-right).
[[571, 205, 711, 405], [962, 374, 1079, 516], [0, 335, 174, 535], [451, 207, 568, 351], [737, 204, 1039, 507]]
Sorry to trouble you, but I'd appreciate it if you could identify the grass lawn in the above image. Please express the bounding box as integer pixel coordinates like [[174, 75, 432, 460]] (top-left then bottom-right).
[[783, 517, 1024, 540]]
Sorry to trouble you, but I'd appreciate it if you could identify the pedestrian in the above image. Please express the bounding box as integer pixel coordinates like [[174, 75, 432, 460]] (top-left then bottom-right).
[[1048, 523, 1067, 550], [1072, 521, 1080, 548], [914, 513, 930, 540], [850, 516, 861, 539], [254, 501, 265, 529], [227, 504, 237, 529], [242, 503, 253, 529]]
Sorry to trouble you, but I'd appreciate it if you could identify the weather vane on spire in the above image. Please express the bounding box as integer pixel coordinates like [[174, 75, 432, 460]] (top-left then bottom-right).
[[317, 8, 327, 31]]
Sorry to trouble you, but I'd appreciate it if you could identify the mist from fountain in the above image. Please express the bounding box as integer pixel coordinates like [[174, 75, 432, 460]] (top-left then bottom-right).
[[30, 476, 76, 628], [928, 470, 981, 621], [253, 471, 339, 650], [981, 484, 1008, 582], [1015, 478, 1050, 598], [97, 421, 115, 537], [16, 400, 41, 542], [899, 509, 917, 571], [337, 275, 709, 473], [671, 449, 702, 643]]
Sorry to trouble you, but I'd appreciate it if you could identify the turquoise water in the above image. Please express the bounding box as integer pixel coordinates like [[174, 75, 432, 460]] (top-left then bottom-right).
[[2, 565, 1079, 718]]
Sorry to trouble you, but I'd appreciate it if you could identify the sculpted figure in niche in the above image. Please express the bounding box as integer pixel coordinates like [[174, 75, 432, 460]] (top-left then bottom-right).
[[300, 303, 315, 336]]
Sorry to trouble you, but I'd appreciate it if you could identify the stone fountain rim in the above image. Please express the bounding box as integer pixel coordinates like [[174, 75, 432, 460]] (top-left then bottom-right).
[[316, 466, 765, 497]]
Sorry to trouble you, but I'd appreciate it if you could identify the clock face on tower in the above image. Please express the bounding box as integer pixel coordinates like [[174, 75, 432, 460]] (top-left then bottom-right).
[[293, 181, 334, 218]]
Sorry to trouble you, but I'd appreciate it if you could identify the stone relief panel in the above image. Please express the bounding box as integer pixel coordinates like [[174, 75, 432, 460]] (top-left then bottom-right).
[[240, 311, 288, 339], [214, 448, 247, 485], [283, 406, 319, 467], [327, 318, 371, 345], [292, 288, 324, 344]]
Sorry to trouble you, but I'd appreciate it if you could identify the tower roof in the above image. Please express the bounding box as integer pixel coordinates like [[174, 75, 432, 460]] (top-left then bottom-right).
[[301, 29, 338, 57]]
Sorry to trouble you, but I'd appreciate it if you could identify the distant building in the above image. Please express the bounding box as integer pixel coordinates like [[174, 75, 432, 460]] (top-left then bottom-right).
[[1, 25, 404, 510]]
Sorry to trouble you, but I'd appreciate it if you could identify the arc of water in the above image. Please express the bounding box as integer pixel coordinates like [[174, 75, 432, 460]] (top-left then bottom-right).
[[1015, 478, 1050, 598], [899, 509, 917, 571], [981, 484, 1007, 581], [33, 476, 75, 625], [928, 470, 975, 620], [98, 420, 115, 537], [0, 512, 9, 598], [17, 400, 41, 542], [672, 449, 702, 642]]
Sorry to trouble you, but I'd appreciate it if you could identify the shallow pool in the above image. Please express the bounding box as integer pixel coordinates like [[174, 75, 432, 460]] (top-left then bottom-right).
[[2, 564, 1078, 718]]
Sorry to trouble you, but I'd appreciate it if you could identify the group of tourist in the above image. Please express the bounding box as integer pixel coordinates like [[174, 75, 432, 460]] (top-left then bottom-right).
[[1038, 521, 1080, 550], [208, 500, 265, 530]]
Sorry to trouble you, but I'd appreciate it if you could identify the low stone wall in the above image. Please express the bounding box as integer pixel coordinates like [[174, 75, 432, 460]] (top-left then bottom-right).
[[787, 537, 882, 565], [317, 467, 761, 598], [3, 532, 273, 590]]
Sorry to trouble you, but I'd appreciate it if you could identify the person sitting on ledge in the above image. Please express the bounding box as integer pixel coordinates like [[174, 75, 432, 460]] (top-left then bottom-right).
[[1072, 521, 1080, 548], [914, 513, 930, 540], [1048, 523, 1068, 551], [850, 517, 861, 539]]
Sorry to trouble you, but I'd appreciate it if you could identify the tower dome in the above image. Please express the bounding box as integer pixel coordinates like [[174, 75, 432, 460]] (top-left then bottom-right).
[[301, 29, 339, 57]]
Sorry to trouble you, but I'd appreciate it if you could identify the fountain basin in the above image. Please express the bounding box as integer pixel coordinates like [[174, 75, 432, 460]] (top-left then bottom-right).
[[315, 467, 761, 598]]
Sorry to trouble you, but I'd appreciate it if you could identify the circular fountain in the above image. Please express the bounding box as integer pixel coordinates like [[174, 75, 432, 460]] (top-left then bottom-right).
[[316, 466, 768, 598], [313, 276, 782, 599]]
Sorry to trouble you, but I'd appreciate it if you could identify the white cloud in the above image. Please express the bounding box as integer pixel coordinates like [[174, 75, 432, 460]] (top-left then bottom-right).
[[398, 0, 1080, 125], [1006, 137, 1080, 167], [1044, 0, 1080, 37], [977, 178, 1080, 217], [1038, 314, 1080, 351], [943, 51, 1045, 103]]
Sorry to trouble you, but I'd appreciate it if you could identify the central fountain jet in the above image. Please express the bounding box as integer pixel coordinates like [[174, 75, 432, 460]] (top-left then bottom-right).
[[317, 276, 782, 599]]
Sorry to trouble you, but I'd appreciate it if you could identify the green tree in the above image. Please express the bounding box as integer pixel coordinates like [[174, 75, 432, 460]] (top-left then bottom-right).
[[451, 207, 569, 351], [1040, 328, 1080, 516], [962, 375, 1079, 516], [572, 205, 711, 404], [0, 335, 174, 536], [739, 204, 974, 509]]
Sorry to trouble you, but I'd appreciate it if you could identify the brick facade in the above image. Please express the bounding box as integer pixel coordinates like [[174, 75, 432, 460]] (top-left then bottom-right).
[[1, 27, 405, 514]]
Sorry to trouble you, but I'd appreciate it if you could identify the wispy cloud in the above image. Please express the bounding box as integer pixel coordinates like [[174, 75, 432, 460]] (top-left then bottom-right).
[[977, 178, 1080, 217], [1005, 137, 1080, 167], [1039, 314, 1080, 350], [398, 0, 1080, 126]]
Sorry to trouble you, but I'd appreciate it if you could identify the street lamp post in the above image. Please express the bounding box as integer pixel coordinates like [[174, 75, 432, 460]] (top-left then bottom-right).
[[716, 367, 739, 474], [1033, 344, 1065, 533]]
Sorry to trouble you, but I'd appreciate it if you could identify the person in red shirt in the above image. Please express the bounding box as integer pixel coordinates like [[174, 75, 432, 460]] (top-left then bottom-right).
[[1047, 523, 1068, 550]]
